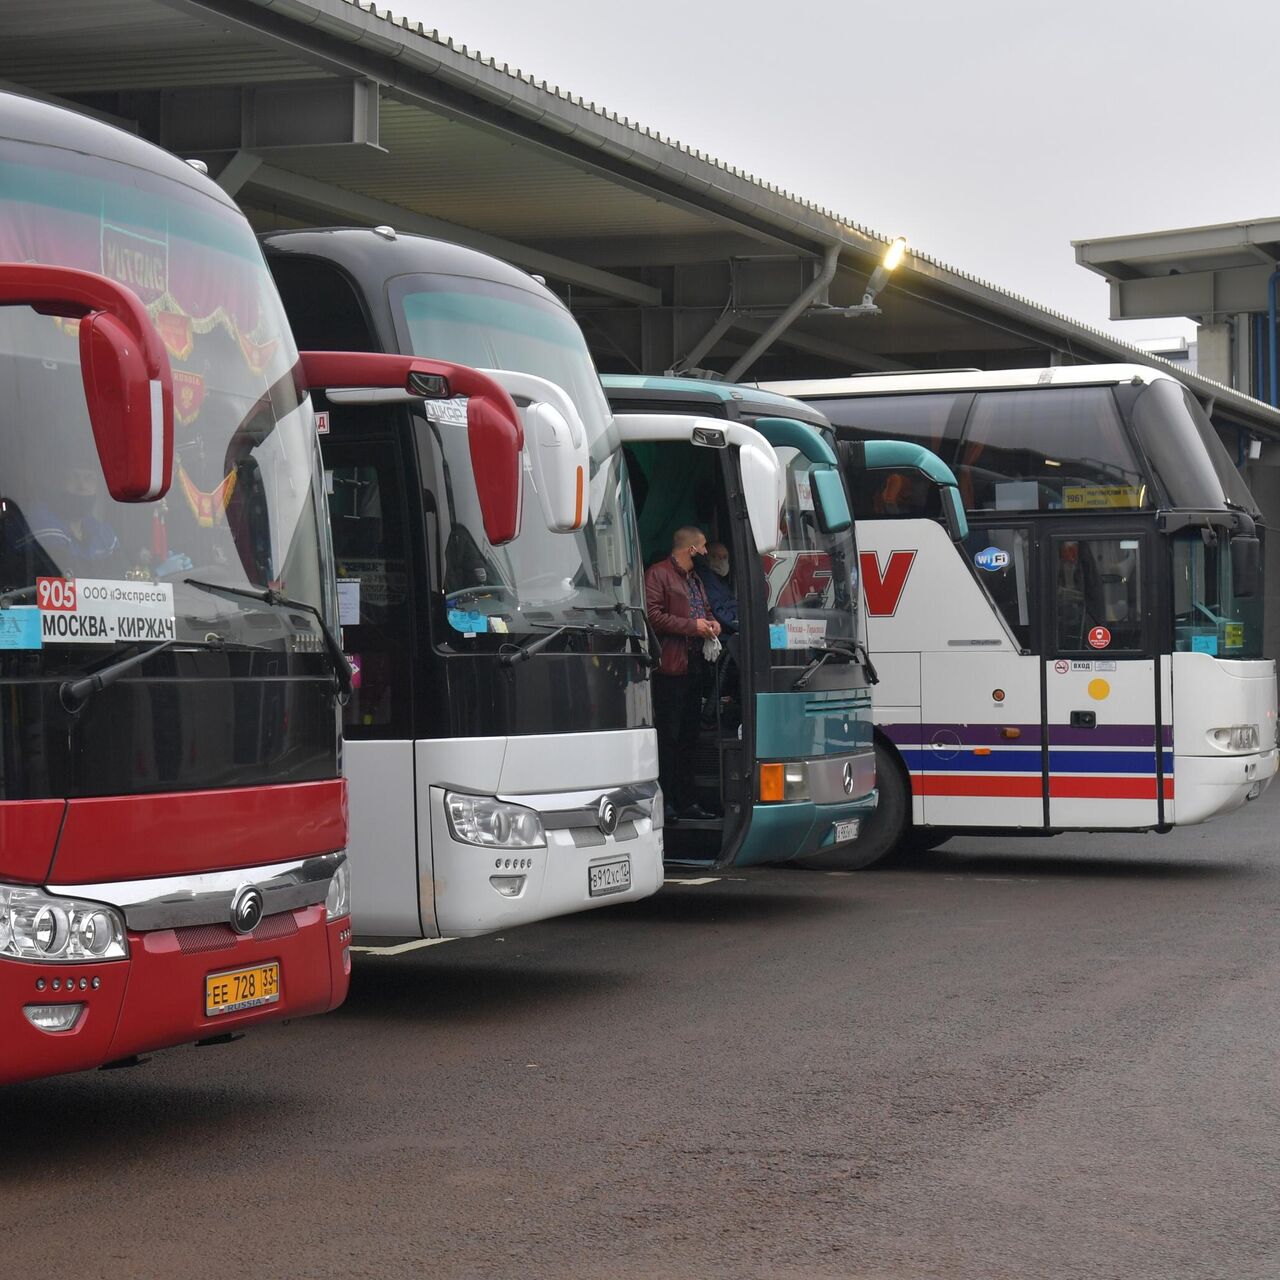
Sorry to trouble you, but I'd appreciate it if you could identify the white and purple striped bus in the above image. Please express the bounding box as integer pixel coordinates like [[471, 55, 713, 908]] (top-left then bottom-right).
[[764, 365, 1278, 866]]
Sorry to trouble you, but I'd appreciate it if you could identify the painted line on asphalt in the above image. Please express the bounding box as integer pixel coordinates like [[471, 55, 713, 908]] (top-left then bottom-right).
[[663, 876, 722, 886], [351, 937, 457, 956]]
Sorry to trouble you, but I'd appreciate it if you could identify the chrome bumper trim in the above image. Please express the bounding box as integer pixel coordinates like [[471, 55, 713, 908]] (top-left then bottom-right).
[[497, 781, 660, 831], [48, 852, 345, 932], [808, 750, 876, 807]]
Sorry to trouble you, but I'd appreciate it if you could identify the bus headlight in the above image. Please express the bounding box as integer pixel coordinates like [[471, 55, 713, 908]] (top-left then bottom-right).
[[759, 762, 810, 803], [445, 793, 546, 849], [1210, 725, 1260, 752], [0, 883, 128, 962], [325, 858, 351, 921]]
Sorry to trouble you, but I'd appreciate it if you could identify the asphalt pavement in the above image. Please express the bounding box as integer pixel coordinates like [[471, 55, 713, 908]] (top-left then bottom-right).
[[3, 792, 1279, 1280]]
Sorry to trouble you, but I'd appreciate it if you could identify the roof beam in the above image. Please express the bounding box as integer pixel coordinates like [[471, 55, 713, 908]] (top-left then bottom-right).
[[1108, 263, 1277, 321], [733, 316, 909, 372], [242, 163, 662, 307]]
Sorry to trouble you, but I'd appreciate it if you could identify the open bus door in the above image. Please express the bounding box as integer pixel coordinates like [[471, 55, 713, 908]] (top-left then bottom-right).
[[613, 413, 784, 865]]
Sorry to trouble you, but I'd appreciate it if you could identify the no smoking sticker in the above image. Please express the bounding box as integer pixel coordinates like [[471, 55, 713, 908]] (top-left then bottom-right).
[[1054, 659, 1070, 674], [1087, 626, 1111, 650]]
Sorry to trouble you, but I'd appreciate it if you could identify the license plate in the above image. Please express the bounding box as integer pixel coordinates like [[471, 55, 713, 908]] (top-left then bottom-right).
[[834, 818, 861, 844], [589, 857, 631, 897], [205, 962, 281, 1017]]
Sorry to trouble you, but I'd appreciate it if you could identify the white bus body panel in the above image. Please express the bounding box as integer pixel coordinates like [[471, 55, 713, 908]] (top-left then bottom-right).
[[1171, 654, 1277, 825], [345, 728, 662, 941], [345, 740, 422, 936], [860, 518, 1279, 834]]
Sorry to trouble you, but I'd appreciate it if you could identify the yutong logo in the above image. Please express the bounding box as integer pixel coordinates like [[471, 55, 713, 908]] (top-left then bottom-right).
[[230, 885, 265, 935], [596, 796, 619, 836]]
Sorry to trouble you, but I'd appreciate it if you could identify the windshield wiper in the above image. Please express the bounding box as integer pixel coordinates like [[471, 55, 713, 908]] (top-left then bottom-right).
[[499, 620, 624, 666], [793, 638, 879, 690], [0, 585, 37, 609], [59, 635, 272, 711], [184, 579, 352, 702]]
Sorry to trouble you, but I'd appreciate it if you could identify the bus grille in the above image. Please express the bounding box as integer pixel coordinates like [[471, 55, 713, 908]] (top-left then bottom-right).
[[174, 912, 300, 954]]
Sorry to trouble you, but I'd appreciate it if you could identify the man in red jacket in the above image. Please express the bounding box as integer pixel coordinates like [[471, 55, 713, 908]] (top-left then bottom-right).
[[645, 526, 721, 824]]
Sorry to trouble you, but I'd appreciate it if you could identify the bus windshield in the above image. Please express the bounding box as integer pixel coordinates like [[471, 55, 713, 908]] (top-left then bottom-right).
[[0, 138, 334, 662], [1171, 528, 1264, 660], [392, 274, 644, 637], [1131, 379, 1261, 515], [764, 448, 858, 666]]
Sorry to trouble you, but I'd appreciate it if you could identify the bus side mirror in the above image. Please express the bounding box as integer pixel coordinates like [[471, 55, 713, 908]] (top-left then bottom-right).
[[739, 440, 785, 554], [0, 263, 174, 502], [475, 370, 590, 534], [524, 402, 587, 533], [299, 350, 524, 545], [940, 486, 968, 542], [810, 467, 851, 534], [1231, 534, 1260, 598]]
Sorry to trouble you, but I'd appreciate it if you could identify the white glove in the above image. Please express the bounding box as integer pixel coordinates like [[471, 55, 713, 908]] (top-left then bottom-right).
[[702, 635, 722, 662]]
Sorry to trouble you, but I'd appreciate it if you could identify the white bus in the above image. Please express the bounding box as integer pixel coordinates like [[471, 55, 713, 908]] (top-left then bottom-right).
[[766, 365, 1278, 865]]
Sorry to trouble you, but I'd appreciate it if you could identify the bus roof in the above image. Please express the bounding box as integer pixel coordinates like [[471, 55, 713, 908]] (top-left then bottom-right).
[[601, 374, 830, 426], [261, 227, 570, 311], [0, 91, 239, 213], [762, 364, 1181, 399]]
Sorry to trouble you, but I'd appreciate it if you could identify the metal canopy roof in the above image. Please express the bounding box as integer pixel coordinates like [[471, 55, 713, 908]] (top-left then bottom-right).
[[1073, 219, 1280, 326], [4, 0, 1280, 438]]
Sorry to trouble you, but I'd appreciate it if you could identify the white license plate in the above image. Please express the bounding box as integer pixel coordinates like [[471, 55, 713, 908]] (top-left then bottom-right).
[[589, 857, 631, 897], [834, 818, 861, 844]]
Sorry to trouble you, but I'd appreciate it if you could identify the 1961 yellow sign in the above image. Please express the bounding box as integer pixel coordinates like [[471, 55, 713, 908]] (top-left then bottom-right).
[[1063, 485, 1143, 509]]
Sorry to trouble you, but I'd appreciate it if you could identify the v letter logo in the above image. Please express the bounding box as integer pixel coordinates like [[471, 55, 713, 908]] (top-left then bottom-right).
[[860, 550, 917, 617]]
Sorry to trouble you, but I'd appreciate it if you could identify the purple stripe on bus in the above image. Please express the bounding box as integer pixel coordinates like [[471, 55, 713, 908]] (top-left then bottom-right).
[[882, 723, 1173, 748]]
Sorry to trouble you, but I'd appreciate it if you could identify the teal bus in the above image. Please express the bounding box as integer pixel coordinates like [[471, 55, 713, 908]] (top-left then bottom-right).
[[603, 376, 877, 867]]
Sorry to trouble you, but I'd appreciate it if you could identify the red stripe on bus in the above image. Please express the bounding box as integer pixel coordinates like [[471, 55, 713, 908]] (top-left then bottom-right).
[[914, 775, 1175, 800], [1050, 776, 1175, 800]]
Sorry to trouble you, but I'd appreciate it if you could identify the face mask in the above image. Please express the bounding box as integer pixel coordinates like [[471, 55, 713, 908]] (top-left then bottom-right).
[[708, 559, 729, 577]]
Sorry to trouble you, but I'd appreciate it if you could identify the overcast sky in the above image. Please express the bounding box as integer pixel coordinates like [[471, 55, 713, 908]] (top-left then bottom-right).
[[389, 0, 1276, 345]]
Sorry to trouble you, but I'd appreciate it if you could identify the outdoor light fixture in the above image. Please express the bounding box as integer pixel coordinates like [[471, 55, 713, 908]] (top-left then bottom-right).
[[813, 235, 908, 318], [860, 236, 908, 311]]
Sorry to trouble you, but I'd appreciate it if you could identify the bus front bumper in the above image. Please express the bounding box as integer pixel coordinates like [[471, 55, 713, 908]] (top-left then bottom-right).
[[734, 793, 879, 866], [429, 783, 666, 938], [1171, 749, 1277, 826], [1, 860, 351, 1087]]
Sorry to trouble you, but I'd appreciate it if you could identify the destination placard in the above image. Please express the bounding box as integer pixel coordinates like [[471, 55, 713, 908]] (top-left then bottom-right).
[[37, 577, 176, 646]]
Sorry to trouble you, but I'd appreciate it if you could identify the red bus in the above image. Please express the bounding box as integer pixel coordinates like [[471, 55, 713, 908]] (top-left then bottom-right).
[[0, 93, 523, 1084]]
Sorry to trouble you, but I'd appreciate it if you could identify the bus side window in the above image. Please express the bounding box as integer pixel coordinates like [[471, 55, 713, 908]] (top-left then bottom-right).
[[325, 448, 414, 738], [1053, 537, 1144, 653], [965, 526, 1034, 650]]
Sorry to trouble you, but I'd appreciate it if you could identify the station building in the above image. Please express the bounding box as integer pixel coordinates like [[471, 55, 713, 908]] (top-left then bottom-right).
[[5, 0, 1280, 651]]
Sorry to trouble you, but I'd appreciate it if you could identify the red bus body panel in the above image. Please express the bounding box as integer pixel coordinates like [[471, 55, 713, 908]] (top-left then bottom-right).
[[49, 779, 347, 882], [1, 783, 350, 1087], [0, 800, 66, 884]]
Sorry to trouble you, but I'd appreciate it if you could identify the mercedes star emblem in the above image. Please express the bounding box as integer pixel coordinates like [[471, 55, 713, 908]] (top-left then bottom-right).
[[842, 761, 856, 796]]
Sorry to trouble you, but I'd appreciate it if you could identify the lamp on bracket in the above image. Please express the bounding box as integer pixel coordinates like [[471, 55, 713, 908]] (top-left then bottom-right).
[[813, 235, 908, 319]]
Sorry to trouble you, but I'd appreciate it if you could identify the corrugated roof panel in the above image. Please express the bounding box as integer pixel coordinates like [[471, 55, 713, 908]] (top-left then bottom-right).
[[277, 98, 716, 240]]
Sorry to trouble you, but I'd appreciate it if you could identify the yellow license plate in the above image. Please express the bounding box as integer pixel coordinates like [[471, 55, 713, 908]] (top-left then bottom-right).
[[205, 962, 281, 1017]]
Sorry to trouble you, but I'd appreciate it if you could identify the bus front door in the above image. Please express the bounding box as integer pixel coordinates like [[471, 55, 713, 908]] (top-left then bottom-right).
[[1042, 527, 1168, 829]]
